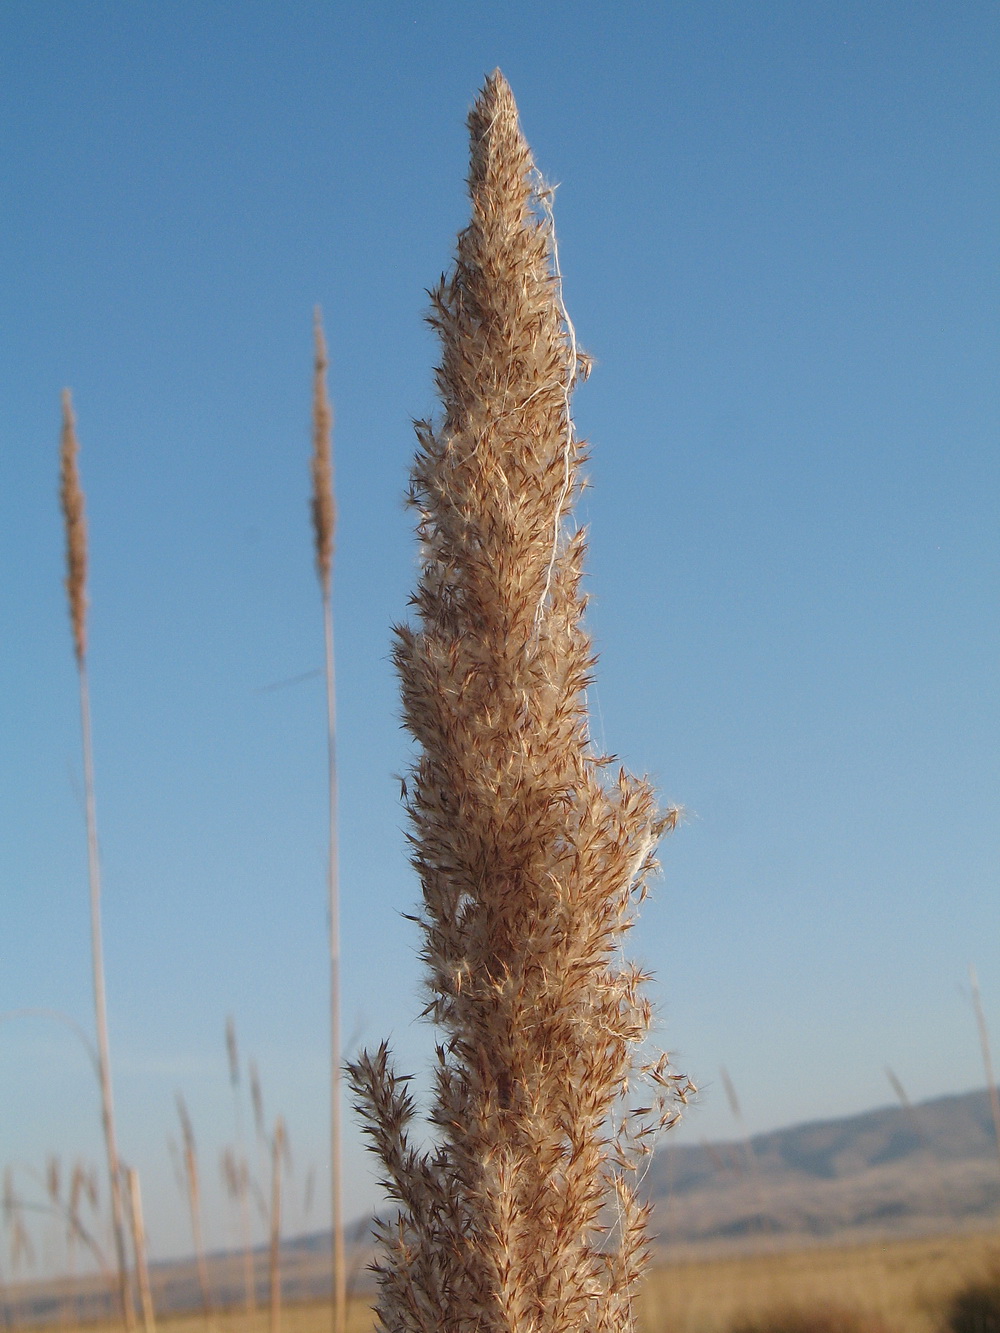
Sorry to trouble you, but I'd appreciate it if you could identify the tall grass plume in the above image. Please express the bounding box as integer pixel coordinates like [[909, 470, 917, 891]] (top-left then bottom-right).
[[59, 391, 135, 1333], [176, 1095, 213, 1322], [349, 72, 691, 1333], [310, 310, 346, 1333]]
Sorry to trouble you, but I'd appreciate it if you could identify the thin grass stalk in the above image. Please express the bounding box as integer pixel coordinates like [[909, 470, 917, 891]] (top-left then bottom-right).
[[176, 1097, 213, 1323], [223, 1149, 256, 1318], [310, 311, 345, 1333], [248, 1060, 269, 1198], [4, 1170, 31, 1333], [67, 1163, 84, 1330], [0, 1251, 9, 1333], [80, 666, 134, 1327], [44, 1160, 71, 1333], [223, 1020, 256, 1318], [720, 1066, 773, 1243], [6, 1165, 109, 1280], [238, 1162, 256, 1317], [969, 965, 1000, 1185], [125, 1170, 155, 1333], [885, 1067, 961, 1229], [59, 392, 136, 1333], [268, 1120, 285, 1333]]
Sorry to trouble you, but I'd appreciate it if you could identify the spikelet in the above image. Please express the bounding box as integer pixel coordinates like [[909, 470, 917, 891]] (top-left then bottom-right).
[[311, 309, 336, 595], [59, 390, 87, 665], [349, 71, 690, 1333]]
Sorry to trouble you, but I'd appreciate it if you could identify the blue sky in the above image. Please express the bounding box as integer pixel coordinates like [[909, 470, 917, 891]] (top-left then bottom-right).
[[2, 1, 998, 1268]]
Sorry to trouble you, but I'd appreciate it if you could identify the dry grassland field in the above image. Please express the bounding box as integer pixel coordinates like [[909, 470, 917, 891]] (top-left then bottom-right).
[[33, 1231, 1000, 1333], [633, 1231, 1000, 1332], [6, 18, 998, 1333]]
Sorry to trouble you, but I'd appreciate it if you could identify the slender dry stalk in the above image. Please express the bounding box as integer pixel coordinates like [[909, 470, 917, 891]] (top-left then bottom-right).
[[250, 1061, 265, 1140], [125, 1169, 156, 1333], [3, 1169, 37, 1304], [6, 1160, 110, 1279], [222, 1020, 256, 1317], [67, 1164, 83, 1312], [240, 1158, 258, 1316], [969, 965, 1000, 1184], [44, 1157, 69, 1327], [0, 1227, 10, 1333], [348, 72, 692, 1333], [59, 392, 136, 1333], [309, 310, 346, 1333], [46, 1158, 60, 1214], [885, 1067, 962, 1230], [221, 1149, 257, 1318], [226, 1017, 240, 1091], [720, 1066, 773, 1241], [175, 1096, 213, 1322], [268, 1119, 286, 1333], [248, 1059, 271, 1213], [67, 1161, 100, 1324]]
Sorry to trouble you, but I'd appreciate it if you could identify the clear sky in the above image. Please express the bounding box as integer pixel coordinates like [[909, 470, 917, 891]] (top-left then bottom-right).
[[2, 1, 998, 1270]]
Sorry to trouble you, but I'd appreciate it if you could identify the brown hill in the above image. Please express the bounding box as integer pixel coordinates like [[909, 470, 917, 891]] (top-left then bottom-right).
[[647, 1085, 1000, 1253]]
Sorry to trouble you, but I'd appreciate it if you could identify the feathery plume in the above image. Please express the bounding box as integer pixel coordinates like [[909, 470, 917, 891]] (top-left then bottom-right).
[[311, 310, 336, 595], [59, 391, 88, 666], [349, 71, 691, 1333]]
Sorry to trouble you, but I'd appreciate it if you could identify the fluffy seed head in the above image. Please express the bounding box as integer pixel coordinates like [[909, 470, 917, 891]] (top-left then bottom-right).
[[311, 308, 336, 595], [59, 390, 88, 666], [350, 71, 689, 1333]]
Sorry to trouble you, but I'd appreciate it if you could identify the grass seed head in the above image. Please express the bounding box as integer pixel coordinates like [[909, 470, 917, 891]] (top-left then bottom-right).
[[59, 389, 88, 666], [350, 70, 686, 1333], [311, 308, 336, 595]]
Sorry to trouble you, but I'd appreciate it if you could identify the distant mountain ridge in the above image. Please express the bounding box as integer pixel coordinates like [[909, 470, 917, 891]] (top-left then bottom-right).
[[6, 1087, 1000, 1324], [646, 1085, 1000, 1251]]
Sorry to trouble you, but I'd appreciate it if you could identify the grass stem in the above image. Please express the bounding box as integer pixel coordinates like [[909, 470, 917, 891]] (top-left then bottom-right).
[[969, 965, 1000, 1187], [310, 313, 345, 1333], [125, 1169, 156, 1333], [60, 392, 135, 1333]]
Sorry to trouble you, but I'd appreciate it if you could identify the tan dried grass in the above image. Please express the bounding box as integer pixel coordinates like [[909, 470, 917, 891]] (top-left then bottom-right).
[[59, 391, 87, 666], [634, 1231, 1000, 1333], [59, 393, 135, 1333], [349, 72, 690, 1333], [969, 966, 1000, 1191], [222, 1018, 257, 1319], [309, 311, 346, 1333], [269, 1120, 287, 1333], [176, 1096, 213, 1323], [126, 1168, 156, 1333], [310, 312, 336, 597]]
